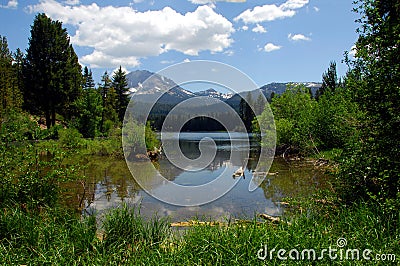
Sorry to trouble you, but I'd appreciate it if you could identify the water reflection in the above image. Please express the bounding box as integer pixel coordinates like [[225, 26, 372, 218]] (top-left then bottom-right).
[[62, 133, 329, 221]]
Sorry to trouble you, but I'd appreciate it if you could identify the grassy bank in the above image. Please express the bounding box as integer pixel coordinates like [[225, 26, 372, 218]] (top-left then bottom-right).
[[0, 202, 398, 265], [0, 116, 397, 265]]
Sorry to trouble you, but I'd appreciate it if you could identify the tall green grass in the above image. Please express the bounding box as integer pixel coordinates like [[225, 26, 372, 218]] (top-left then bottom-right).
[[0, 208, 96, 264], [0, 202, 398, 265], [102, 204, 170, 248]]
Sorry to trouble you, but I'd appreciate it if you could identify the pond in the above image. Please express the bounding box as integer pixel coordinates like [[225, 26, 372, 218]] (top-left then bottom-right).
[[62, 132, 330, 222]]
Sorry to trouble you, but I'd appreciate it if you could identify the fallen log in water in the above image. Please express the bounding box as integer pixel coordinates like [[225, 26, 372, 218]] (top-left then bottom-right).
[[232, 166, 244, 177], [258, 214, 281, 223]]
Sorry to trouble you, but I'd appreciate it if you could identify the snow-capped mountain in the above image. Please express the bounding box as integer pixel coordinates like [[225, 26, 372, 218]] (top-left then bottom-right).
[[193, 88, 233, 100], [126, 70, 195, 104], [127, 70, 322, 107]]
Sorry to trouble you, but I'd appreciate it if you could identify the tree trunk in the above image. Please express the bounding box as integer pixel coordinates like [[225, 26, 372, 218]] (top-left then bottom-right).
[[51, 109, 56, 127], [45, 110, 51, 129]]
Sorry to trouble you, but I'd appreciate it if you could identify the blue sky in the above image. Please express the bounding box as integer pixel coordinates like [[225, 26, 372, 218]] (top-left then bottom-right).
[[0, 0, 358, 89]]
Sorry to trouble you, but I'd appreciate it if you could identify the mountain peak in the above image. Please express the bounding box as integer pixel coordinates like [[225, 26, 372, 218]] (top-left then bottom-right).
[[126, 70, 322, 105], [193, 88, 233, 100]]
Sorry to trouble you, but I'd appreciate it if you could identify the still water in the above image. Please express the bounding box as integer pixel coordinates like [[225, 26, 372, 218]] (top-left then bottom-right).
[[63, 132, 329, 221]]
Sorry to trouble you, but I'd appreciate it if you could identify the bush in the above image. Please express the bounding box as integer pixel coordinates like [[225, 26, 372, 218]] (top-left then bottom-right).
[[102, 119, 117, 137], [313, 89, 359, 150], [145, 122, 160, 151], [0, 110, 39, 142], [269, 84, 317, 154], [37, 124, 63, 140], [58, 127, 83, 149]]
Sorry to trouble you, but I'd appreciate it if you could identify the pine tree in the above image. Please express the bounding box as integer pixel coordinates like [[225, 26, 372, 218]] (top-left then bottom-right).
[[112, 66, 129, 122], [13, 48, 24, 108], [99, 71, 118, 133], [24, 13, 82, 128], [82, 66, 95, 90], [316, 61, 338, 99], [0, 35, 22, 117], [239, 92, 255, 132], [72, 66, 102, 137]]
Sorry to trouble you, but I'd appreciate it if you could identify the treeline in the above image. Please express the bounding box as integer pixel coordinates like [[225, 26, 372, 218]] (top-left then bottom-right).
[[258, 0, 399, 211], [259, 61, 357, 155], [0, 13, 130, 139], [144, 92, 266, 132]]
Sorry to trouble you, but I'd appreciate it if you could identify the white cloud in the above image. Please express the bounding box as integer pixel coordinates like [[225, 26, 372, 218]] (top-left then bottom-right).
[[280, 0, 308, 10], [288, 33, 311, 41], [234, 0, 308, 24], [252, 24, 266, 33], [160, 60, 175, 64], [190, 0, 212, 3], [264, 43, 281, 52], [189, 0, 246, 3], [81, 51, 140, 68], [183, 58, 191, 63], [0, 0, 18, 9], [28, 1, 234, 68], [313, 6, 319, 12], [64, 0, 79, 5], [241, 25, 248, 31], [224, 49, 234, 56], [234, 5, 294, 23]]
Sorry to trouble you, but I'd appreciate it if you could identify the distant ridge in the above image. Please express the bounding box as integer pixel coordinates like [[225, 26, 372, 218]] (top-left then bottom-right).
[[126, 70, 322, 106]]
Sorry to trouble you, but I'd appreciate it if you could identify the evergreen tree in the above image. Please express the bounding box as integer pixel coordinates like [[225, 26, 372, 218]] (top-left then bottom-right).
[[112, 66, 129, 122], [239, 92, 255, 132], [76, 91, 103, 138], [13, 48, 24, 107], [72, 66, 102, 137], [62, 44, 82, 121], [268, 91, 276, 103], [316, 61, 338, 99], [82, 66, 95, 90], [99, 71, 118, 133], [238, 98, 247, 130], [245, 92, 255, 131], [0, 35, 22, 117], [24, 13, 82, 128]]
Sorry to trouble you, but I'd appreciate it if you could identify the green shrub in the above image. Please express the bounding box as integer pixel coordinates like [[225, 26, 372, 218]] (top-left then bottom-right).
[[102, 119, 117, 137], [268, 84, 317, 154], [37, 124, 63, 140], [0, 110, 39, 142], [145, 122, 160, 151], [58, 127, 83, 149]]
